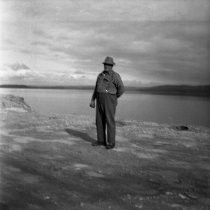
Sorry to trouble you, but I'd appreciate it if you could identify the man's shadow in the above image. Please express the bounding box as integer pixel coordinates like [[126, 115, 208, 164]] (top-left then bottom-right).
[[65, 128, 96, 145]]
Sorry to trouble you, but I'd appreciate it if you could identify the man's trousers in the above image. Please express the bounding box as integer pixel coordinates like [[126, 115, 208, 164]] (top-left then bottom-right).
[[96, 92, 117, 145]]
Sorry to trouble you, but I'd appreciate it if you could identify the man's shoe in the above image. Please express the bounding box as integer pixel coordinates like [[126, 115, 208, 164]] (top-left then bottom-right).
[[92, 141, 105, 146], [106, 144, 115, 149]]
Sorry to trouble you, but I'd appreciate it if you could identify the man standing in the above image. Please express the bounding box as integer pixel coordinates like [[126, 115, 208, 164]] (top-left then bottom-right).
[[90, 56, 125, 149]]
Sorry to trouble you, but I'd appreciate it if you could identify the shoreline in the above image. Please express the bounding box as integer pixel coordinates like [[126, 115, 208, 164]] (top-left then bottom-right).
[[1, 84, 210, 98], [1, 93, 209, 129]]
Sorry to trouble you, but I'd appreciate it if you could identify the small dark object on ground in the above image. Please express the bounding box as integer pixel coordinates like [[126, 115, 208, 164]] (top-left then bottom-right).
[[175, 125, 189, 131]]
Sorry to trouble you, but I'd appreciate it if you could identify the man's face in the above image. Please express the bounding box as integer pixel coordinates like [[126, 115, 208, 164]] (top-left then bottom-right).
[[104, 64, 113, 71]]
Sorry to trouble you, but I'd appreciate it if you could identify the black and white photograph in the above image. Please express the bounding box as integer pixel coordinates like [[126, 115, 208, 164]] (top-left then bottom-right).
[[0, 0, 210, 209]]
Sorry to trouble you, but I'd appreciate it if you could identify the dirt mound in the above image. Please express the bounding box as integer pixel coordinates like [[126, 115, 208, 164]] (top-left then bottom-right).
[[0, 95, 32, 112]]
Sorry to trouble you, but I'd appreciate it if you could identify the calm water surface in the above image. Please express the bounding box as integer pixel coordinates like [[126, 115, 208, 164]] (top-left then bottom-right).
[[1, 88, 210, 127]]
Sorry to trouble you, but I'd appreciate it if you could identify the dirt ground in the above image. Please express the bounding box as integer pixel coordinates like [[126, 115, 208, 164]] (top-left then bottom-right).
[[0, 99, 210, 209]]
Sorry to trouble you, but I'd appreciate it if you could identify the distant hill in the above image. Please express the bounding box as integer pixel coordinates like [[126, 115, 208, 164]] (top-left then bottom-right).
[[0, 84, 210, 97], [0, 84, 29, 89], [0, 84, 93, 90], [126, 85, 210, 97]]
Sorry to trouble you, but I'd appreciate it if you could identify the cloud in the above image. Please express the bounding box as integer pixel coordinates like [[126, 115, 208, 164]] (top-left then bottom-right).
[[0, 67, 32, 82], [1, 1, 209, 86], [2, 20, 210, 85], [31, 41, 51, 47], [2, 0, 209, 22], [0, 62, 42, 84], [0, 62, 94, 86], [74, 70, 85, 75], [7, 62, 30, 71]]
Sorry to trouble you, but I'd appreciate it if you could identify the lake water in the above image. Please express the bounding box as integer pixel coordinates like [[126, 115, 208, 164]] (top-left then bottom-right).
[[1, 88, 210, 127]]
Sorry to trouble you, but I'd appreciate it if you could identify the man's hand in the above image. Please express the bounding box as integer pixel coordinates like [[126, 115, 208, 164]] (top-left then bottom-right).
[[90, 100, 95, 108]]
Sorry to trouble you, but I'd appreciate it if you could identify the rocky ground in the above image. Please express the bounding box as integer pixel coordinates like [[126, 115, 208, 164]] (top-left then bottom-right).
[[0, 95, 210, 210]]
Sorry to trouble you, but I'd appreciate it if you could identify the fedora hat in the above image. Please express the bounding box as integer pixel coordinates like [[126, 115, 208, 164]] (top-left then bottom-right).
[[102, 56, 115, 66]]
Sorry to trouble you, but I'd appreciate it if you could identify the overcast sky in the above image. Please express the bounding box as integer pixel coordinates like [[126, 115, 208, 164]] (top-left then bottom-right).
[[0, 0, 209, 86]]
